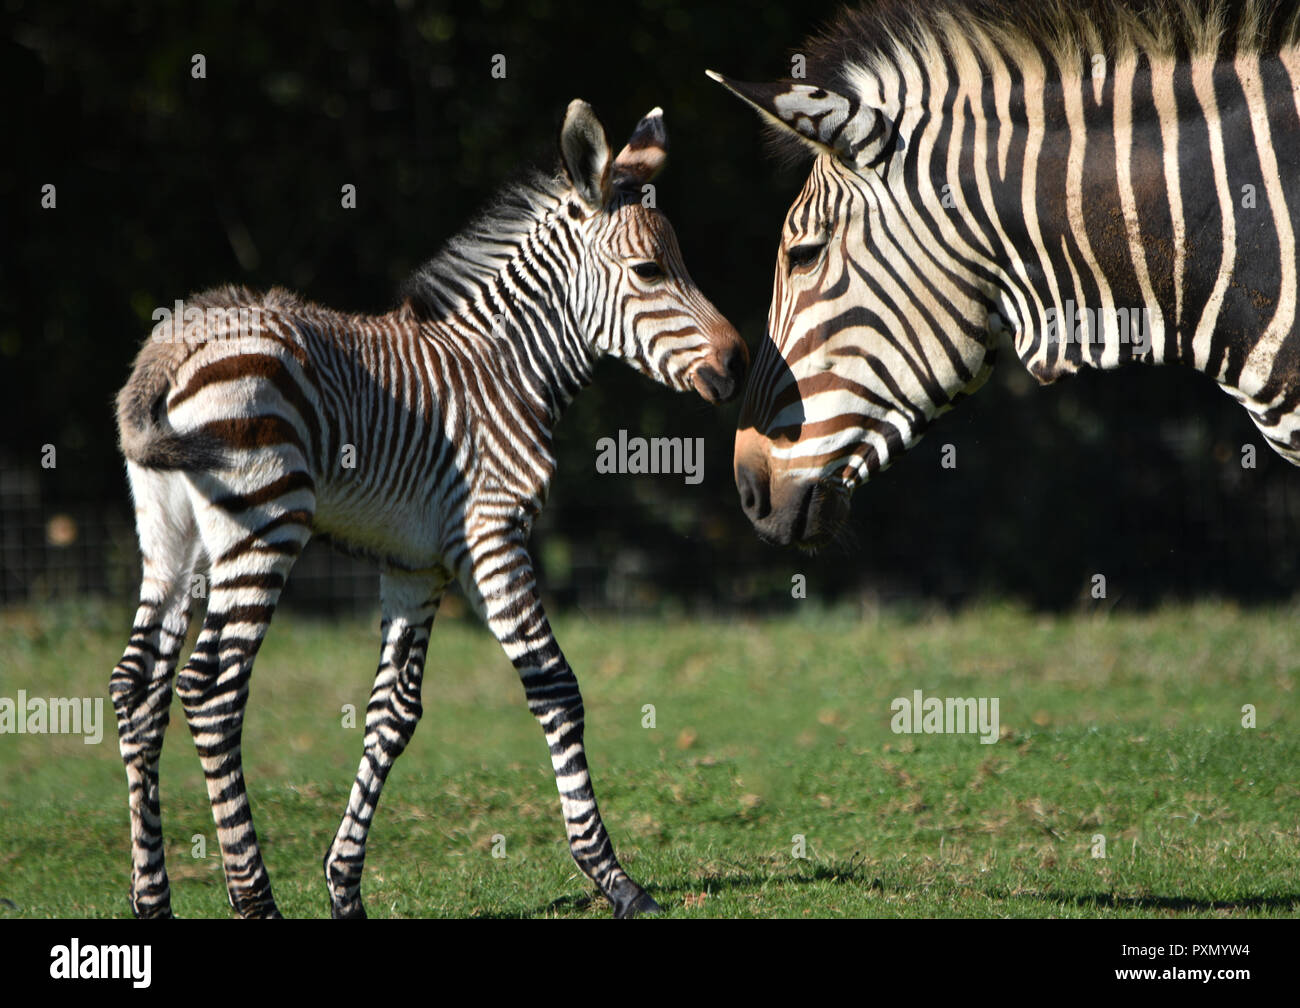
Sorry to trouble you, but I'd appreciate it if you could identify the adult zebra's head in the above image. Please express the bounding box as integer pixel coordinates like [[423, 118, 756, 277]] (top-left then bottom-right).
[[560, 100, 748, 403], [710, 73, 998, 548]]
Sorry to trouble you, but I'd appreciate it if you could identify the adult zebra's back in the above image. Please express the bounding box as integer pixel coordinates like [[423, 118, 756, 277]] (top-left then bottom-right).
[[111, 100, 746, 919], [711, 0, 1300, 548]]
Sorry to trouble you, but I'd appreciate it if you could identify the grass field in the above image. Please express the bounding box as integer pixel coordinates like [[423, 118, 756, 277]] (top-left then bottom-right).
[[1, 598, 1297, 918]]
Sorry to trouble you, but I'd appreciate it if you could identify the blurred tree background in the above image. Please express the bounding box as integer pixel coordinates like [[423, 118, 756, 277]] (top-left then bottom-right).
[[4, 0, 1300, 614]]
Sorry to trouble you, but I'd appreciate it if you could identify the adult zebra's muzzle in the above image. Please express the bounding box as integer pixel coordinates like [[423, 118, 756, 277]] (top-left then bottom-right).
[[734, 427, 849, 549]]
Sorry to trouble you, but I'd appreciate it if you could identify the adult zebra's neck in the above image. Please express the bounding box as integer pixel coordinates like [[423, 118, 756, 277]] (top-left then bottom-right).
[[923, 34, 1300, 412]]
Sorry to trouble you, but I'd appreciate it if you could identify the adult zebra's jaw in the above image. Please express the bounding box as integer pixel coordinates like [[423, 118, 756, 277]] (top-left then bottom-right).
[[794, 480, 851, 551], [746, 477, 849, 550], [734, 426, 850, 549]]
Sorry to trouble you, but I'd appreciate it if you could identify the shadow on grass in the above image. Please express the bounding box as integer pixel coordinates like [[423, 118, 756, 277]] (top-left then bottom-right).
[[473, 858, 1300, 918], [475, 853, 880, 918]]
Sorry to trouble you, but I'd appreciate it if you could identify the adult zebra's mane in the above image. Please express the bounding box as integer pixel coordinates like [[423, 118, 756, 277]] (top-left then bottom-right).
[[400, 168, 570, 323], [768, 0, 1300, 162]]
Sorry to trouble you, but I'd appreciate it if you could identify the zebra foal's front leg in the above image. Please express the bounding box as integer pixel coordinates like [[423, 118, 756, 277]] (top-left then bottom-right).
[[463, 527, 661, 918], [325, 572, 443, 919]]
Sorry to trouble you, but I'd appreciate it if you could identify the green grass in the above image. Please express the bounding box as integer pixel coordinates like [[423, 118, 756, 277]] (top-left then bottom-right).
[[1, 598, 1297, 918]]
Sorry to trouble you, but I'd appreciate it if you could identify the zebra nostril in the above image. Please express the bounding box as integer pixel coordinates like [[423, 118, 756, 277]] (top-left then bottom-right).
[[692, 362, 735, 403], [735, 462, 770, 521]]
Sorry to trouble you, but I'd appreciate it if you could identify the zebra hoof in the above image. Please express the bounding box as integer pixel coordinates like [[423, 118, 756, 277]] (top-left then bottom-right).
[[239, 906, 284, 919], [610, 883, 663, 918], [232, 895, 283, 919], [129, 896, 174, 920], [330, 900, 367, 920]]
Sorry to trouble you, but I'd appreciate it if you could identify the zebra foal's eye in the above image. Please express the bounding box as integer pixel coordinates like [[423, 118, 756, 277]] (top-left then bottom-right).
[[631, 261, 664, 281], [786, 242, 825, 272]]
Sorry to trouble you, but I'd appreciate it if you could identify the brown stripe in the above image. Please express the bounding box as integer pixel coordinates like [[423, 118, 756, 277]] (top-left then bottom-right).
[[210, 572, 287, 592], [200, 416, 306, 455], [216, 510, 313, 564], [212, 471, 315, 513]]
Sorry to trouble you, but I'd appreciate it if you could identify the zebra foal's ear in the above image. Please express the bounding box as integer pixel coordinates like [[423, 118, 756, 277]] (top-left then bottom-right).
[[612, 107, 668, 191], [706, 71, 892, 170], [561, 99, 613, 210]]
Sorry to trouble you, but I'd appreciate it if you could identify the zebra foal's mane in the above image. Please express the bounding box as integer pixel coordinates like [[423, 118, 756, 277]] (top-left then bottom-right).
[[399, 169, 571, 323], [399, 162, 651, 325]]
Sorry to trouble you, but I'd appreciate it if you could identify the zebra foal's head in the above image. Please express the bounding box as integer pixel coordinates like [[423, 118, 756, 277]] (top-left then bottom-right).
[[710, 72, 996, 548], [560, 100, 748, 403]]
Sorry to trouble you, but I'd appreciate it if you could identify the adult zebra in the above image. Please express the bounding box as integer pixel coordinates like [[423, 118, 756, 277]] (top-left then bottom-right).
[[711, 0, 1300, 548], [111, 100, 745, 919]]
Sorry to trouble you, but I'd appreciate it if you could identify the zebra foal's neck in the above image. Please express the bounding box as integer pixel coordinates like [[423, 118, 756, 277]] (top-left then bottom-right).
[[398, 171, 597, 425]]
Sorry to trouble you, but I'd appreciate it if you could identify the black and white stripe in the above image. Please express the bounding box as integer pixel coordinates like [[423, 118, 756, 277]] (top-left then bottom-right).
[[110, 100, 745, 918]]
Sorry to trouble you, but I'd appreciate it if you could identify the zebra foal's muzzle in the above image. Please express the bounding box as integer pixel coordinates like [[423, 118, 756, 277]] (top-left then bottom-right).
[[689, 322, 749, 404]]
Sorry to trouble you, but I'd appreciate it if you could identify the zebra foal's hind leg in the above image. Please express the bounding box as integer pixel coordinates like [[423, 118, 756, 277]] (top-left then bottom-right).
[[325, 570, 445, 919], [111, 466, 201, 918], [173, 468, 314, 918], [462, 524, 661, 918]]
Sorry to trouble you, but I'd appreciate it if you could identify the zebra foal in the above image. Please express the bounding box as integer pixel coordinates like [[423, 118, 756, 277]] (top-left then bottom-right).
[[111, 100, 746, 919]]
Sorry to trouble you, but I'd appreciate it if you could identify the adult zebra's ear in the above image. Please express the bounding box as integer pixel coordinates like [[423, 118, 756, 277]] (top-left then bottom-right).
[[706, 71, 893, 171], [612, 107, 668, 192], [560, 99, 614, 210]]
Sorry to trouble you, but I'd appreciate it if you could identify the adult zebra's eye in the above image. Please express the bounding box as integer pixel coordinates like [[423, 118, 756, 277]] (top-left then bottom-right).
[[631, 261, 664, 281], [786, 242, 825, 273]]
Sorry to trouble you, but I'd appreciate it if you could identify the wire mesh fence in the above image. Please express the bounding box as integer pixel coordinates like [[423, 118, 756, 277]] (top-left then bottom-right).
[[0, 460, 696, 616], [0, 460, 379, 612]]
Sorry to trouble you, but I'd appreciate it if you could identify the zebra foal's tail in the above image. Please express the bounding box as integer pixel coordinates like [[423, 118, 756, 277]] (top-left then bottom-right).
[[115, 329, 227, 472]]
